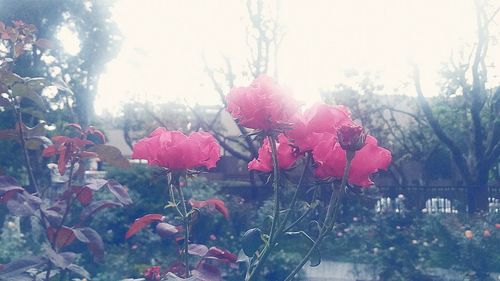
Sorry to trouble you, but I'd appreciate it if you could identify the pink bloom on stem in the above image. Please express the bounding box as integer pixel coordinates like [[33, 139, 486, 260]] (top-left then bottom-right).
[[248, 134, 299, 172], [287, 104, 354, 152], [312, 133, 391, 187], [337, 123, 367, 151], [132, 128, 221, 170], [226, 75, 300, 130]]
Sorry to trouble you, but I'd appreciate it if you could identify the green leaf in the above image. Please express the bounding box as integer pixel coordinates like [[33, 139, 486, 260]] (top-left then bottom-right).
[[22, 122, 46, 138], [11, 83, 46, 110], [0, 70, 22, 87], [25, 136, 52, 150], [21, 107, 45, 119], [165, 201, 178, 209], [67, 264, 90, 279], [279, 231, 321, 267], [241, 228, 263, 256], [24, 77, 48, 91]]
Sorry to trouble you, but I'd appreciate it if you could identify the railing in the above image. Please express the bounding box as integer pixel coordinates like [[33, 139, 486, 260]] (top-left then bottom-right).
[[376, 185, 500, 213]]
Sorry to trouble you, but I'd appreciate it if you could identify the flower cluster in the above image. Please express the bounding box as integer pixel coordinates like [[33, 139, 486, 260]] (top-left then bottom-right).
[[227, 75, 392, 187], [226, 75, 300, 130], [131, 127, 221, 170], [248, 134, 299, 172]]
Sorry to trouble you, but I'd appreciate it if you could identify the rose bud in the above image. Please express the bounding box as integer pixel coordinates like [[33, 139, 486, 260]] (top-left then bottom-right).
[[337, 124, 367, 152]]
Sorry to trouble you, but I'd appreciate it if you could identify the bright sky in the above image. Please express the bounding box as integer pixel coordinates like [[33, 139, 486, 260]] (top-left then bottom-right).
[[79, 0, 498, 115]]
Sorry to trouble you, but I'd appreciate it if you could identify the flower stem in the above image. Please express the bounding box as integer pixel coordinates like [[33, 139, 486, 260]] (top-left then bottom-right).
[[169, 173, 190, 278], [244, 135, 281, 281], [268, 135, 281, 241], [178, 180, 190, 278], [284, 152, 354, 281], [278, 153, 310, 233]]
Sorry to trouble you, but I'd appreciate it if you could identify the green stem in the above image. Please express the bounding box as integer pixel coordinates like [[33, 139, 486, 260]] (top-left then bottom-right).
[[177, 177, 190, 278], [268, 135, 281, 241], [13, 102, 40, 194], [245, 135, 281, 281], [278, 153, 310, 233], [284, 152, 354, 281], [45, 161, 76, 281], [169, 173, 190, 278]]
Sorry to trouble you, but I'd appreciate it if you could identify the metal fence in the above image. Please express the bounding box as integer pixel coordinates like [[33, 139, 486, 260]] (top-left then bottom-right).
[[375, 185, 500, 213]]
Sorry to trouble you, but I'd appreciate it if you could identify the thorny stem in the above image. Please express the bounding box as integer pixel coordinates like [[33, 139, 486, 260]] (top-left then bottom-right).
[[178, 177, 191, 278], [245, 136, 281, 281], [283, 208, 312, 233], [13, 100, 40, 194], [45, 161, 76, 281], [278, 153, 310, 233], [246, 135, 291, 281], [284, 152, 354, 281], [168, 173, 190, 278], [268, 135, 281, 241]]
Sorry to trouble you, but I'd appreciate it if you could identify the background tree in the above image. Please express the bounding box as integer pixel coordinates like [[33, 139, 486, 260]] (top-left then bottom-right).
[[198, 0, 282, 160], [412, 0, 500, 213], [0, 0, 121, 126], [323, 73, 449, 186]]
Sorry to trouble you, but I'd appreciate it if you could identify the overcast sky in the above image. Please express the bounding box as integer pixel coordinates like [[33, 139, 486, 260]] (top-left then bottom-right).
[[75, 0, 500, 115]]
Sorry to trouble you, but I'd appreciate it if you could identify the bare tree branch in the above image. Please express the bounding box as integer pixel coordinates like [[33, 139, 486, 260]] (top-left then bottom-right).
[[412, 65, 472, 184]]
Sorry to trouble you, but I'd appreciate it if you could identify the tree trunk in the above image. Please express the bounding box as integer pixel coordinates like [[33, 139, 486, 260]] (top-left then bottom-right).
[[467, 173, 489, 213]]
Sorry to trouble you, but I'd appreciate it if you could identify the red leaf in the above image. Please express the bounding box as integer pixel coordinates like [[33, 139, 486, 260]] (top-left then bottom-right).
[[193, 261, 222, 281], [81, 151, 99, 158], [155, 222, 179, 237], [78, 227, 105, 262], [188, 243, 209, 257], [189, 198, 229, 219], [85, 179, 108, 191], [86, 126, 106, 143], [165, 261, 187, 277], [42, 145, 57, 157], [51, 136, 69, 145], [14, 43, 24, 58], [66, 123, 82, 131], [74, 186, 93, 205], [205, 247, 237, 264], [34, 38, 51, 49], [126, 214, 164, 239], [80, 200, 122, 222], [47, 226, 76, 249], [107, 180, 132, 205], [57, 147, 69, 175], [0, 176, 24, 203]]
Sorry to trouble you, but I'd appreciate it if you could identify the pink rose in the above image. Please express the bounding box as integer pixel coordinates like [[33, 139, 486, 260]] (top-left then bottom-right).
[[248, 134, 299, 172], [312, 133, 391, 187], [287, 104, 353, 152], [132, 128, 221, 170], [226, 75, 300, 130]]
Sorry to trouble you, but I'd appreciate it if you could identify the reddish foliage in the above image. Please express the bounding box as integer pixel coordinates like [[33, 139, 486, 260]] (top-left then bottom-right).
[[189, 198, 229, 219], [126, 214, 165, 239], [143, 266, 162, 281], [47, 226, 76, 249]]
